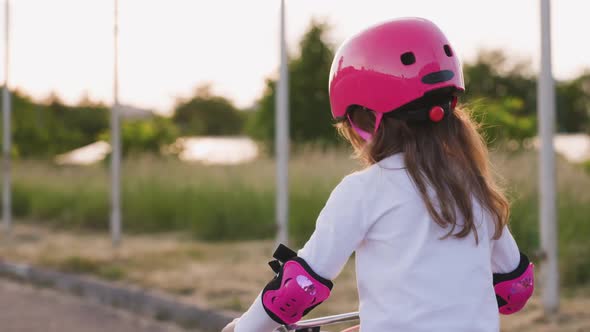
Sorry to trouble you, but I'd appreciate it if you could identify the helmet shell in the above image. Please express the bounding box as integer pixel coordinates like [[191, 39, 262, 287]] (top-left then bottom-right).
[[329, 18, 465, 119]]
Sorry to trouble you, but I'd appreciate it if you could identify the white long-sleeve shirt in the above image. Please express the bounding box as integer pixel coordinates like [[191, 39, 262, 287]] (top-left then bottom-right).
[[235, 153, 521, 332]]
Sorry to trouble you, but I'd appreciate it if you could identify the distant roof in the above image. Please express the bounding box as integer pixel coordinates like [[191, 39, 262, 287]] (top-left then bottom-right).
[[116, 104, 154, 120]]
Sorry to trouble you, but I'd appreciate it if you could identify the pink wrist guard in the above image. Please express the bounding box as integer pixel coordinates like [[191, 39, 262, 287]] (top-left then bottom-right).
[[493, 253, 534, 315], [261, 244, 333, 325]]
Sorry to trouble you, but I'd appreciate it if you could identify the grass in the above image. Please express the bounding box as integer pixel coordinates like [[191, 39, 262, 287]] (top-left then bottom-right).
[[43, 256, 127, 281], [3, 148, 590, 286], [10, 151, 353, 242]]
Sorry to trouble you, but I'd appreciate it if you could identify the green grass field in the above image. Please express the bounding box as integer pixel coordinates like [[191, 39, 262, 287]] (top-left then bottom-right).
[[7, 148, 590, 286]]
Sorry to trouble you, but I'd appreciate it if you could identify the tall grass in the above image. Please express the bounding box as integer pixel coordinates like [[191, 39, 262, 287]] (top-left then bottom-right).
[[7, 149, 590, 286], [493, 151, 590, 286], [11, 150, 357, 242]]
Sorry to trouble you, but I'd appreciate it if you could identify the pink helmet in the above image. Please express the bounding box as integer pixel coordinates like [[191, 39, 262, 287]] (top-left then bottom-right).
[[329, 18, 464, 136]]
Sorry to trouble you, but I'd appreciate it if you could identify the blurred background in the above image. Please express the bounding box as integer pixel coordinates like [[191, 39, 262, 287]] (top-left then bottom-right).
[[0, 0, 589, 331]]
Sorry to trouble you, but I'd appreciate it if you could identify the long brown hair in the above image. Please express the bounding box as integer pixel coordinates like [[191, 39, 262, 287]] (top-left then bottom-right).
[[337, 105, 510, 243]]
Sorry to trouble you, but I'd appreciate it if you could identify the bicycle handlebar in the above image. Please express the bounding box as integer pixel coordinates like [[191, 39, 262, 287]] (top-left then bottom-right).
[[273, 312, 359, 332]]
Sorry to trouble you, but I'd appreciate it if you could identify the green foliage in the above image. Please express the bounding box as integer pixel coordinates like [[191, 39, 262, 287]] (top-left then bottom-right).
[[172, 85, 244, 136], [120, 179, 275, 240], [247, 21, 338, 148], [463, 50, 590, 139], [2, 91, 179, 158], [509, 193, 590, 286], [463, 50, 537, 116], [462, 50, 537, 143], [99, 116, 178, 155], [2, 91, 109, 157], [2, 85, 246, 160], [469, 97, 536, 144], [122, 117, 178, 154], [246, 79, 276, 143], [556, 72, 590, 133], [8, 152, 349, 242]]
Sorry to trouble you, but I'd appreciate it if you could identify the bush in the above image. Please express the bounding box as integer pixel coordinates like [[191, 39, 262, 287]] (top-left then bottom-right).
[[99, 117, 179, 156]]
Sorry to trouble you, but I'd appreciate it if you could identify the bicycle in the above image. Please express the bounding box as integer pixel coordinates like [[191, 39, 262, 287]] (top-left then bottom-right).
[[274, 311, 360, 332]]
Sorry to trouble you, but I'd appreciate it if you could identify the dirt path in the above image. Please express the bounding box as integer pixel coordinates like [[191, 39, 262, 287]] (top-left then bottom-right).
[[0, 278, 191, 332], [500, 293, 590, 332], [2, 224, 589, 331]]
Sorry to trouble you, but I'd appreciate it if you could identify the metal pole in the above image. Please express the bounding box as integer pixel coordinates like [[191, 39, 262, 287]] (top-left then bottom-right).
[[275, 0, 289, 246], [538, 0, 559, 314], [110, 0, 122, 247], [2, 0, 11, 236]]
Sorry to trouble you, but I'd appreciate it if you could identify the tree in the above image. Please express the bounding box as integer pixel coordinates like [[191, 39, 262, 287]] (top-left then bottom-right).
[[3, 89, 180, 158], [463, 49, 537, 116], [2, 90, 109, 157], [556, 72, 590, 133], [247, 20, 337, 148], [172, 85, 244, 136], [462, 50, 538, 143], [464, 50, 590, 136]]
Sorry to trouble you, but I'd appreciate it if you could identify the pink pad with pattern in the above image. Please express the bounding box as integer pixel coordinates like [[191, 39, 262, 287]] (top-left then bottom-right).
[[262, 259, 332, 325], [494, 263, 534, 315]]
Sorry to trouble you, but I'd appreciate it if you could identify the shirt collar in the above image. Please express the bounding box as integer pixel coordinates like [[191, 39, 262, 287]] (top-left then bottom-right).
[[377, 153, 405, 169]]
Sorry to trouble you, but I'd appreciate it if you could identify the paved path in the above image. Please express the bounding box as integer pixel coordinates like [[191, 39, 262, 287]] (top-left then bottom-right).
[[0, 278, 192, 332]]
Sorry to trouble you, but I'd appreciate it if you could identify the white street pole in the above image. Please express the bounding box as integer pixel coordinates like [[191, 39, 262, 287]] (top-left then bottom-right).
[[110, 0, 122, 247], [2, 0, 11, 236], [275, 0, 289, 246], [538, 0, 559, 314]]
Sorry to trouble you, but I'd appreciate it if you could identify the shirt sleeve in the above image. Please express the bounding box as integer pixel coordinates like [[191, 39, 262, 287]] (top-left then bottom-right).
[[491, 226, 521, 274], [297, 174, 368, 279], [234, 293, 281, 332], [235, 175, 368, 332]]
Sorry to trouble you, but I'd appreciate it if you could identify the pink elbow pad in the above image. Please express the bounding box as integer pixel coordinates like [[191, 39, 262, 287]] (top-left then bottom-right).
[[261, 245, 333, 325], [493, 253, 534, 315]]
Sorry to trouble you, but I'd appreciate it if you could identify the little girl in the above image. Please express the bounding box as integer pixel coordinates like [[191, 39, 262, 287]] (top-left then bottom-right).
[[224, 17, 534, 332]]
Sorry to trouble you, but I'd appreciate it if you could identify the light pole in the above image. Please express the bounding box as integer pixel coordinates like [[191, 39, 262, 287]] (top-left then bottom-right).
[[111, 0, 122, 247], [275, 0, 289, 246], [538, 0, 559, 314], [2, 0, 11, 236]]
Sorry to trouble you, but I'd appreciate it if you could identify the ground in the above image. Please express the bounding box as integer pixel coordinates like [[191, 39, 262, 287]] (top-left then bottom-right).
[[1, 223, 589, 332], [0, 278, 188, 332]]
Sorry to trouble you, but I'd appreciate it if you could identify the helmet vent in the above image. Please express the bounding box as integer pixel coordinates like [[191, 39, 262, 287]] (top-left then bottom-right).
[[444, 44, 453, 57], [400, 52, 416, 65]]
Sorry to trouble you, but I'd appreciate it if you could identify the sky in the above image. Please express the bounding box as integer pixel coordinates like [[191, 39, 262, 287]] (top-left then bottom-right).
[[1, 0, 589, 115]]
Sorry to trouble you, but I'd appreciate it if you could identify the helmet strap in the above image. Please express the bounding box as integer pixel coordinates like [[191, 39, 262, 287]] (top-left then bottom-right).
[[347, 112, 384, 142]]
